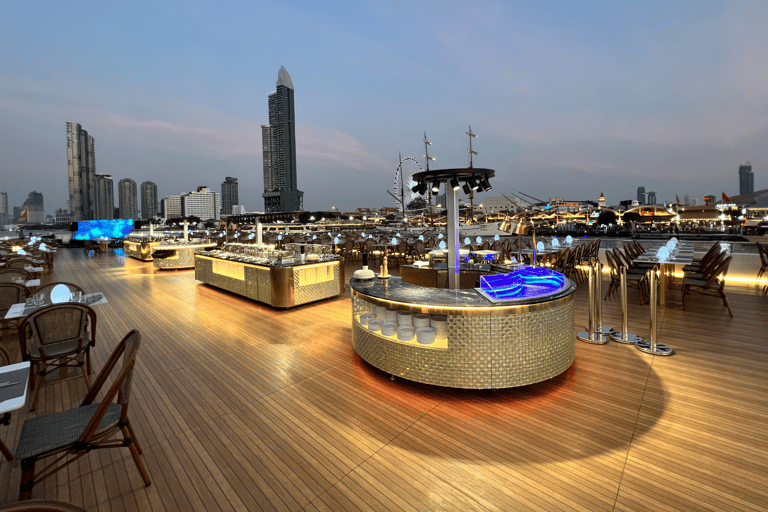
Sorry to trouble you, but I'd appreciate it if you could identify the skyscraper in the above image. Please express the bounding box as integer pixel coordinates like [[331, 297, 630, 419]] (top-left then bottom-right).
[[22, 191, 44, 223], [141, 181, 158, 220], [161, 195, 182, 220], [94, 174, 114, 220], [637, 186, 646, 205], [0, 191, 8, 227], [221, 177, 239, 216], [118, 178, 138, 220], [739, 161, 754, 195], [261, 66, 304, 213], [67, 122, 96, 221]]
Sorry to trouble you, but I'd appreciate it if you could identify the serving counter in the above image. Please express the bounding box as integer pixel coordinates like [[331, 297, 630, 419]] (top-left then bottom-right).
[[195, 253, 345, 308], [350, 275, 576, 389], [123, 239, 160, 261], [152, 242, 217, 269]]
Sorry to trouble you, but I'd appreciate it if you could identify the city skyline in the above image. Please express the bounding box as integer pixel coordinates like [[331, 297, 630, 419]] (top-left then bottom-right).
[[1, 1, 766, 215]]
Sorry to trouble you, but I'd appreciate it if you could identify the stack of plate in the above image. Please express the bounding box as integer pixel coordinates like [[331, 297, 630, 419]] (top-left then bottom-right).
[[385, 309, 398, 323], [397, 311, 413, 326], [381, 322, 398, 336], [416, 327, 436, 345], [359, 313, 374, 326], [413, 314, 431, 327], [397, 326, 415, 341], [431, 315, 448, 339], [376, 304, 388, 318], [367, 319, 383, 332]]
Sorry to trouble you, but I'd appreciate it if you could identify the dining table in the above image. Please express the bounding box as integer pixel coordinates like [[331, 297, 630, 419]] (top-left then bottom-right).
[[4, 292, 108, 320], [0, 361, 31, 460]]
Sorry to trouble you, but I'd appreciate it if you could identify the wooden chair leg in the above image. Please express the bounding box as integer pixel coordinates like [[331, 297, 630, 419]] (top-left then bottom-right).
[[122, 425, 151, 486], [18, 457, 36, 500], [0, 438, 13, 461], [125, 420, 143, 454], [721, 292, 733, 317], [29, 368, 42, 412]]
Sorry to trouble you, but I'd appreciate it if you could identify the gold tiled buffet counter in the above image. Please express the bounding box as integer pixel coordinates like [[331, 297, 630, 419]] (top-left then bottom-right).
[[350, 276, 576, 389], [195, 253, 345, 308]]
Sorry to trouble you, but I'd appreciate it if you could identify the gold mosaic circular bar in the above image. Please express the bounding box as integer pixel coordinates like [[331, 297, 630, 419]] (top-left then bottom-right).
[[351, 277, 576, 389]]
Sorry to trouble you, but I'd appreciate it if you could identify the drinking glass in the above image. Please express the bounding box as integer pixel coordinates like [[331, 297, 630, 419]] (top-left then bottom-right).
[[34, 292, 44, 306], [71, 291, 83, 302]]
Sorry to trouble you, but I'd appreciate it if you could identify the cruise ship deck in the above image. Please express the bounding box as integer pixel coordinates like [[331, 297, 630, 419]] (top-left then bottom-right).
[[1, 248, 766, 511]]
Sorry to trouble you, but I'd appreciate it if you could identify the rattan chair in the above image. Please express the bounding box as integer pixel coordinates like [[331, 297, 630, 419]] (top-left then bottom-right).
[[0, 500, 87, 512], [756, 242, 768, 294], [18, 303, 97, 411], [1, 283, 32, 361], [682, 255, 733, 317], [0, 269, 33, 284], [15, 329, 151, 500]]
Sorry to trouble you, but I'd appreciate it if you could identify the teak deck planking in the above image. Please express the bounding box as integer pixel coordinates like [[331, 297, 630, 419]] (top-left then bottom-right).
[[0, 247, 766, 511]]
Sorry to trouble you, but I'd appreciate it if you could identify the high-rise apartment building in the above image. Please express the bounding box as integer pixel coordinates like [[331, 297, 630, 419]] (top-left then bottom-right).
[[118, 178, 138, 220], [221, 177, 239, 216], [261, 66, 304, 213], [22, 191, 45, 224], [0, 191, 8, 227], [94, 174, 114, 220], [739, 161, 754, 195], [67, 122, 96, 221], [141, 181, 158, 220], [181, 187, 220, 221], [636, 186, 645, 205], [161, 195, 182, 220], [646, 191, 656, 205], [55, 209, 71, 224]]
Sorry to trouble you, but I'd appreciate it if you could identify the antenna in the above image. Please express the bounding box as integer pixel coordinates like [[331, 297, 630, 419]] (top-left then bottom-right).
[[466, 125, 477, 168]]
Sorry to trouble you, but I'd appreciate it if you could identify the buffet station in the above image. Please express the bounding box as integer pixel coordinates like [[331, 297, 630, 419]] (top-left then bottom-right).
[[123, 234, 167, 261], [351, 159, 576, 389], [195, 242, 345, 308]]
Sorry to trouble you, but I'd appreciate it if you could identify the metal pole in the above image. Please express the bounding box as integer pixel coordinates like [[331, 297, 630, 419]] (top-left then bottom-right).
[[637, 267, 673, 355], [577, 263, 607, 344], [593, 261, 613, 336], [610, 266, 642, 344]]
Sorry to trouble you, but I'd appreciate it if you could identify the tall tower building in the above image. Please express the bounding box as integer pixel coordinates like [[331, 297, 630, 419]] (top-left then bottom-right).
[[647, 191, 656, 205], [739, 161, 754, 195], [261, 66, 304, 213], [221, 177, 239, 216], [0, 191, 8, 227], [118, 178, 138, 220], [94, 174, 114, 220], [140, 181, 158, 220], [161, 195, 182, 220], [67, 122, 96, 221], [636, 186, 646, 205], [22, 191, 44, 223]]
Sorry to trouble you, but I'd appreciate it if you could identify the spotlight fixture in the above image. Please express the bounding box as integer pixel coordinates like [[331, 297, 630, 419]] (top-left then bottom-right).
[[418, 181, 428, 195], [462, 183, 471, 195], [479, 177, 492, 191], [468, 177, 479, 191], [449, 177, 460, 191], [431, 181, 440, 193], [411, 182, 422, 194]]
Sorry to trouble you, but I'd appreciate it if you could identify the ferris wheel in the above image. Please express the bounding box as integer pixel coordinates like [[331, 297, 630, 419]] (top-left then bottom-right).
[[392, 156, 424, 210]]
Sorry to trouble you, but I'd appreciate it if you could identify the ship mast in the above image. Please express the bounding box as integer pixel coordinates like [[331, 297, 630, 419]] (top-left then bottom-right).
[[423, 131, 436, 214], [467, 126, 478, 222]]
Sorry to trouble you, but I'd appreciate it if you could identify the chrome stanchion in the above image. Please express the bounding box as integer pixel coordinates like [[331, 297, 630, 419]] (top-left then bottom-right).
[[592, 261, 613, 336], [610, 266, 642, 344], [577, 263, 607, 344], [636, 268, 673, 355]]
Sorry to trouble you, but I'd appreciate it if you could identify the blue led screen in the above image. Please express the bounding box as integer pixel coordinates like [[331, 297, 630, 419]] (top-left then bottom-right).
[[73, 219, 134, 240]]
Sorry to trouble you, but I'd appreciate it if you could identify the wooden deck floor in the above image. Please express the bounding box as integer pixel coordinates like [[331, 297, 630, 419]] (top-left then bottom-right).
[[1, 248, 766, 511]]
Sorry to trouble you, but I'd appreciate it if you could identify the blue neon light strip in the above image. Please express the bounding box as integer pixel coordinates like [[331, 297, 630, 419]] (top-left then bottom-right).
[[480, 266, 566, 301], [73, 219, 134, 240]]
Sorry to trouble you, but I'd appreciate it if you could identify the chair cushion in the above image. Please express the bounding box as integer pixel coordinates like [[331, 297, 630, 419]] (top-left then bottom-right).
[[32, 335, 91, 359], [15, 403, 122, 460]]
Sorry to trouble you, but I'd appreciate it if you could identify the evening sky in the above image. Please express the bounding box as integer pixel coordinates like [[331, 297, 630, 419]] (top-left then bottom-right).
[[1, 0, 766, 215]]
